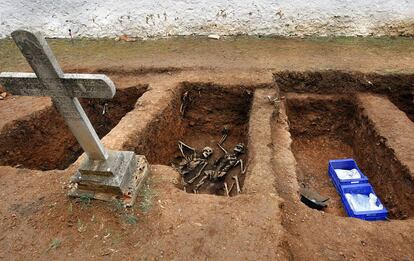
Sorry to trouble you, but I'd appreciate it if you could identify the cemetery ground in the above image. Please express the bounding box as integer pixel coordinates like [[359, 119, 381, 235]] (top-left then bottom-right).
[[0, 36, 414, 260]]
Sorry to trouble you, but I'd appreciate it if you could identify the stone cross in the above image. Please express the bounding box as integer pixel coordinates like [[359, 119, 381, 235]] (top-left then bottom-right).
[[0, 30, 149, 206], [0, 30, 113, 160]]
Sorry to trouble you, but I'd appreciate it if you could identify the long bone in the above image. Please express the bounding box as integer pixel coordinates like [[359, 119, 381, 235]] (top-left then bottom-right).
[[240, 159, 246, 174], [232, 176, 241, 194], [217, 143, 228, 154], [219, 127, 229, 145], [178, 140, 196, 161], [228, 181, 235, 195], [180, 91, 189, 117], [194, 174, 209, 192], [232, 158, 247, 175], [187, 162, 208, 184], [224, 182, 229, 196]]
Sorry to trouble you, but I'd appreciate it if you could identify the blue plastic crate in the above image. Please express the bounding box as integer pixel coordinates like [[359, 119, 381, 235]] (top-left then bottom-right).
[[328, 158, 368, 193], [340, 183, 388, 221]]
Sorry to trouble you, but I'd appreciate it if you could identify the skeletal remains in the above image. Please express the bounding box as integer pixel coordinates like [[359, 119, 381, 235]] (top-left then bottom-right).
[[173, 129, 246, 195], [175, 141, 213, 185]]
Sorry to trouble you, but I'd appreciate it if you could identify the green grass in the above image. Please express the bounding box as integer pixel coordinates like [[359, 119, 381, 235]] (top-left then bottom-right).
[[306, 35, 414, 49], [46, 238, 61, 252], [109, 198, 139, 225], [111, 198, 125, 213], [139, 180, 156, 213], [124, 214, 138, 225], [67, 202, 73, 215], [79, 194, 93, 209], [77, 218, 86, 233]]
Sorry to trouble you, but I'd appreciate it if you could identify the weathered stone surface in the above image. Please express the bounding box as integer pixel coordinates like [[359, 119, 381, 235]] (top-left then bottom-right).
[[69, 154, 149, 206], [0, 72, 115, 99], [1, 1, 414, 38]]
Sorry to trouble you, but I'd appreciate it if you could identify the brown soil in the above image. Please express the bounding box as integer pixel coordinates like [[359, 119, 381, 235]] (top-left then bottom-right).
[[287, 94, 356, 216], [133, 83, 252, 195], [0, 85, 147, 170], [1, 38, 414, 260], [291, 136, 352, 216], [353, 94, 414, 219], [275, 70, 414, 122], [286, 93, 414, 219]]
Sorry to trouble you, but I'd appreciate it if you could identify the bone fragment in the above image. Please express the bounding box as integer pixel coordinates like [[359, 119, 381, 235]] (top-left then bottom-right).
[[232, 176, 241, 194], [224, 182, 229, 197]]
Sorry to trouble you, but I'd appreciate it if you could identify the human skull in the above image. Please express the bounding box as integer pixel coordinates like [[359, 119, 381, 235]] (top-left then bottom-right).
[[233, 143, 246, 154], [202, 147, 214, 158]]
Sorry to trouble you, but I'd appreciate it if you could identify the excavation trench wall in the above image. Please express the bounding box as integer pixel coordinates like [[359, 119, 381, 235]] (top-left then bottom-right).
[[0, 85, 147, 170], [286, 93, 414, 219], [274, 70, 414, 122], [354, 94, 414, 219]]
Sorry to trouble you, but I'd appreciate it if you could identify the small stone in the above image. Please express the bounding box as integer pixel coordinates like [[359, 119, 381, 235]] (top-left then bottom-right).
[[117, 35, 137, 42], [0, 92, 6, 98], [208, 34, 220, 40], [361, 240, 366, 246]]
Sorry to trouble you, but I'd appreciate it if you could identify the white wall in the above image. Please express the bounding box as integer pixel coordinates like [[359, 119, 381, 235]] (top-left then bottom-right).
[[0, 0, 413, 38]]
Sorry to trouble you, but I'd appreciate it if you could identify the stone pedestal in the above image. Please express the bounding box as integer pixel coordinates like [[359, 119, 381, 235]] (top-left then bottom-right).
[[69, 151, 149, 206]]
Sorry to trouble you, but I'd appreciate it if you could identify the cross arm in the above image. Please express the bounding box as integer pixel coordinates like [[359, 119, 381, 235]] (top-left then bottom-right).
[[0, 72, 116, 99]]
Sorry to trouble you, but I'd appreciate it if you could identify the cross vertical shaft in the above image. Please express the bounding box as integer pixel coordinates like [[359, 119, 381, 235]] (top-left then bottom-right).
[[12, 30, 108, 160]]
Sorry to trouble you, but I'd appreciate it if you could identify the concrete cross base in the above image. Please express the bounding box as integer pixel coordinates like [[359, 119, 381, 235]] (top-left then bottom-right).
[[69, 151, 150, 207]]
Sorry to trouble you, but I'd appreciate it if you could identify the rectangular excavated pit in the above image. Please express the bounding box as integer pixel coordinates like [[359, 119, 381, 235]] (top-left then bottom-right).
[[134, 83, 253, 196], [286, 93, 414, 220], [0, 85, 147, 170]]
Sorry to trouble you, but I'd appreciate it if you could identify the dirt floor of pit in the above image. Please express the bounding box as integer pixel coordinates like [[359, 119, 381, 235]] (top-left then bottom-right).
[[286, 94, 357, 216], [0, 38, 414, 260]]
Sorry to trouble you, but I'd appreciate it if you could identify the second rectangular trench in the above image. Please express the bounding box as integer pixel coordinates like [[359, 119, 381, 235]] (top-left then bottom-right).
[[286, 92, 414, 220]]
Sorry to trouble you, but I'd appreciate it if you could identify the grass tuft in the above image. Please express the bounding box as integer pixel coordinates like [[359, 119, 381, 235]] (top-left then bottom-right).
[[46, 238, 61, 252], [139, 180, 156, 213], [124, 214, 138, 225], [79, 194, 93, 209]]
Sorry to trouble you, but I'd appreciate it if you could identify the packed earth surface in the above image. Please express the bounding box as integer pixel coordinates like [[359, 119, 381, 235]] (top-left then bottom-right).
[[0, 36, 414, 260]]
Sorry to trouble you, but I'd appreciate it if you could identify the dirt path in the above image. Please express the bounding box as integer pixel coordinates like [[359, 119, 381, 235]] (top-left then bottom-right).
[[1, 37, 414, 73]]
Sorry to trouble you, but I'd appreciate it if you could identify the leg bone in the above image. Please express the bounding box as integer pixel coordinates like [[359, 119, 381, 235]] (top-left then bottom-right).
[[232, 176, 241, 194], [187, 162, 207, 184], [224, 182, 229, 197]]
